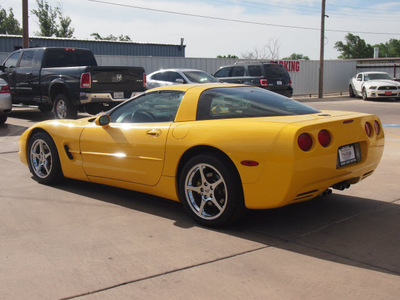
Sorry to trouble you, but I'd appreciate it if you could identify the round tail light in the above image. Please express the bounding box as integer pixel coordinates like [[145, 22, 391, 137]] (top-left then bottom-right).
[[298, 133, 313, 151], [318, 130, 331, 147], [365, 122, 372, 137], [374, 120, 380, 135]]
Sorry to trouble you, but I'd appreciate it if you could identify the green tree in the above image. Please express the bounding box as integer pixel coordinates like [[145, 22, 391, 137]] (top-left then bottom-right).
[[282, 53, 309, 60], [374, 39, 400, 58], [0, 6, 22, 34], [90, 33, 132, 42], [217, 54, 239, 59], [334, 33, 373, 59], [31, 0, 74, 37]]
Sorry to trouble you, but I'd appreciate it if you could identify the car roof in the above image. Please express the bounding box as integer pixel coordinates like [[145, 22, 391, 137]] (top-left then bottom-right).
[[147, 82, 243, 93], [358, 71, 390, 75], [148, 68, 209, 75]]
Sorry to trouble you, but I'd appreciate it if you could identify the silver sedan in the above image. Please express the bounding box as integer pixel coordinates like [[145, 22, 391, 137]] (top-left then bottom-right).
[[146, 68, 218, 89], [0, 78, 12, 124]]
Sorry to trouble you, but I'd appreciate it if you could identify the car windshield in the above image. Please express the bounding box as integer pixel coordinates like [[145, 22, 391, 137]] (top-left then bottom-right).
[[183, 71, 218, 83], [365, 73, 393, 81], [197, 87, 319, 120]]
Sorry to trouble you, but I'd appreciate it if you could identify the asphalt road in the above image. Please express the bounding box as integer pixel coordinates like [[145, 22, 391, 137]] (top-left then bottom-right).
[[0, 97, 399, 299]]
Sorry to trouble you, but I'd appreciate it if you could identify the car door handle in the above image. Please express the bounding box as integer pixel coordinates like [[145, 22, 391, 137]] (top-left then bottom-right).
[[146, 129, 161, 137], [26, 72, 32, 76]]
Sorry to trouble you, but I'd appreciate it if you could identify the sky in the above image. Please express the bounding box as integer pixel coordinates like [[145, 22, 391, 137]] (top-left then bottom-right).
[[3, 0, 400, 60]]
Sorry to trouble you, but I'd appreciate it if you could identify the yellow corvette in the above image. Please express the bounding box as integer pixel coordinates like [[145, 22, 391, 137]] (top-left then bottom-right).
[[19, 84, 384, 227]]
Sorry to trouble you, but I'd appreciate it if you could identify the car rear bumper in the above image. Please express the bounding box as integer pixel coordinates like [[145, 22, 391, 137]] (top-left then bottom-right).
[[0, 94, 12, 114], [79, 92, 144, 104]]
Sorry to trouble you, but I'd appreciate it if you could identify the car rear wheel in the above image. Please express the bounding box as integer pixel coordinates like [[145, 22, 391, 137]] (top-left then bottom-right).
[[53, 94, 77, 119], [362, 88, 368, 100], [28, 132, 63, 184], [179, 153, 245, 227], [349, 85, 355, 98]]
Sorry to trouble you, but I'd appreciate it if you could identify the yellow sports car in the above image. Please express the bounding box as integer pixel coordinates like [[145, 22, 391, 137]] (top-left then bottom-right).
[[19, 84, 384, 227]]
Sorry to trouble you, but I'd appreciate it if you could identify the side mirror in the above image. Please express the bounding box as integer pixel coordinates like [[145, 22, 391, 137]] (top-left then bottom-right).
[[95, 114, 110, 127], [0, 65, 5, 72], [356, 78, 362, 81], [175, 78, 185, 83]]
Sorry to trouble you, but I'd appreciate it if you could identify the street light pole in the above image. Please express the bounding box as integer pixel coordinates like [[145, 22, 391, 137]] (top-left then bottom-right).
[[22, 0, 29, 48], [318, 0, 326, 98]]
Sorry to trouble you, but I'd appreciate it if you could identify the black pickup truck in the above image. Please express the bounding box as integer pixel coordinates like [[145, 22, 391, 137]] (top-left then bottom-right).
[[0, 47, 146, 119]]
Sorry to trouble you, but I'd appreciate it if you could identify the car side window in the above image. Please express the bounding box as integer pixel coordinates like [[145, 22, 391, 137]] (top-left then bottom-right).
[[167, 72, 185, 83], [357, 74, 362, 81], [231, 66, 245, 77], [19, 51, 35, 68], [110, 91, 185, 123], [214, 67, 231, 78], [3, 52, 21, 68], [152, 72, 166, 81], [248, 65, 262, 76]]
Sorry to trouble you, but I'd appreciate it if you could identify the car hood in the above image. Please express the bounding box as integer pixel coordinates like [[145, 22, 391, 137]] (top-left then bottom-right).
[[364, 79, 400, 86]]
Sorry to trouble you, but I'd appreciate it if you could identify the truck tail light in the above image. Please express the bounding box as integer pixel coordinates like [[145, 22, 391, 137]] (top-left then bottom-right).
[[260, 79, 268, 87], [143, 73, 146, 88], [290, 79, 292, 86], [80, 73, 91, 88], [0, 84, 11, 93]]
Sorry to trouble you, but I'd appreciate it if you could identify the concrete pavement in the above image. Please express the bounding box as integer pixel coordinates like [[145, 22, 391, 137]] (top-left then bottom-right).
[[0, 102, 399, 299]]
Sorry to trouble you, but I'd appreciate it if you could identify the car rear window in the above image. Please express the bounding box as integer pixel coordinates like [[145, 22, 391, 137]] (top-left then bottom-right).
[[197, 87, 319, 120], [264, 64, 289, 77], [183, 71, 218, 83]]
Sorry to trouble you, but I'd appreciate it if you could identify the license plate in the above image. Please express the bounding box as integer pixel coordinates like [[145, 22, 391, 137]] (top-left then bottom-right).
[[385, 91, 392, 95], [338, 144, 359, 167], [277, 80, 282, 85], [113, 92, 124, 99]]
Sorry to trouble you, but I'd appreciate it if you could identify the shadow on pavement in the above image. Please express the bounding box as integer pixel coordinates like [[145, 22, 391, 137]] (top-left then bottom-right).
[[55, 178, 400, 277]]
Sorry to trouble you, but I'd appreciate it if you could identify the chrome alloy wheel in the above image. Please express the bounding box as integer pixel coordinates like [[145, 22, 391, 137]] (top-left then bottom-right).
[[184, 163, 228, 220], [30, 139, 53, 179]]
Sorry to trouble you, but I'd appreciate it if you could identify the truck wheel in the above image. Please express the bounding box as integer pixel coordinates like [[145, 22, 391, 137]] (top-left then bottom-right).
[[0, 115, 7, 124], [53, 94, 77, 119], [38, 105, 52, 113]]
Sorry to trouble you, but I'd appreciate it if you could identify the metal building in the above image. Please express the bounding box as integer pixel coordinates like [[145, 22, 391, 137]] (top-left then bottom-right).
[[0, 34, 185, 57]]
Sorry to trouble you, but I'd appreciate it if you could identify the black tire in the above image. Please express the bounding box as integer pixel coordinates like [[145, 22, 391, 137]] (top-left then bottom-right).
[[362, 88, 368, 100], [53, 94, 77, 119], [38, 105, 53, 113], [349, 85, 355, 98], [27, 132, 63, 184], [179, 153, 245, 227], [0, 115, 7, 124]]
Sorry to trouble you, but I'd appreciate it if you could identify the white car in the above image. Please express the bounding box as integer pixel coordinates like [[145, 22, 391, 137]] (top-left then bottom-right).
[[0, 78, 12, 124], [146, 68, 218, 89], [349, 71, 400, 100]]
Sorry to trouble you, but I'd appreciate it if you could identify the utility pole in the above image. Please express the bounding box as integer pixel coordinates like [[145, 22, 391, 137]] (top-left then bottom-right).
[[22, 0, 29, 48], [318, 0, 326, 98]]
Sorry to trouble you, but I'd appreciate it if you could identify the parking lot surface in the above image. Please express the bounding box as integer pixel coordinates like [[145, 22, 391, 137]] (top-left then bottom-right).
[[1, 97, 399, 299]]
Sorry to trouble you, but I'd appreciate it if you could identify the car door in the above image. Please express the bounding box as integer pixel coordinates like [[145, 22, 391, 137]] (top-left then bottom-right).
[[80, 90, 184, 186], [1, 51, 22, 100], [353, 73, 363, 95], [13, 49, 41, 103]]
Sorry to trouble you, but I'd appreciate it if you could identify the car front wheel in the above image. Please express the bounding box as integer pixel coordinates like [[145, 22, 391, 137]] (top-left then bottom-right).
[[179, 153, 245, 227], [362, 88, 368, 100], [28, 132, 63, 184], [349, 85, 355, 98]]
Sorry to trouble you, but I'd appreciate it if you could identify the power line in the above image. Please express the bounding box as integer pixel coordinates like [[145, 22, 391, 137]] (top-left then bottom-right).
[[88, 0, 400, 36]]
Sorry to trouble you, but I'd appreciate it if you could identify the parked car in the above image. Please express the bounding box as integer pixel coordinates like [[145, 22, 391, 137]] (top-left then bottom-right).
[[0, 78, 12, 124], [349, 71, 400, 100], [214, 62, 293, 97], [146, 68, 218, 89], [0, 47, 146, 119], [18, 84, 384, 227]]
